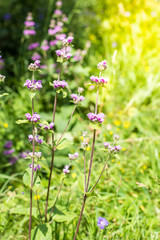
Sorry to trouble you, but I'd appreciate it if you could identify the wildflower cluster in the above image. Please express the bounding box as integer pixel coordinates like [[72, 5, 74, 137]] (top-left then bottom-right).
[[29, 163, 41, 171], [23, 80, 42, 91], [80, 131, 89, 150], [39, 122, 54, 130], [63, 152, 79, 175], [97, 60, 107, 71], [28, 60, 41, 71], [25, 113, 41, 122], [23, 12, 36, 36], [104, 134, 121, 153], [28, 135, 44, 144], [90, 76, 109, 86], [87, 112, 105, 123], [53, 80, 68, 89]]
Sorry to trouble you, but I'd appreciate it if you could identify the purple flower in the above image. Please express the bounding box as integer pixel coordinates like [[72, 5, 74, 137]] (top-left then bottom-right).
[[104, 142, 111, 148], [3, 13, 12, 20], [4, 141, 13, 149], [28, 135, 33, 141], [49, 122, 55, 129], [19, 152, 28, 158], [53, 80, 68, 89], [115, 145, 121, 151], [24, 80, 42, 91], [56, 33, 66, 41], [54, 9, 62, 16], [28, 60, 41, 71], [56, 1, 62, 6], [23, 29, 36, 36], [31, 53, 41, 61], [25, 112, 41, 122], [29, 164, 41, 171], [97, 217, 109, 229], [3, 149, 15, 155], [41, 45, 50, 51], [50, 40, 58, 46], [25, 21, 35, 27], [63, 165, 70, 174], [28, 42, 39, 50], [90, 76, 109, 85], [68, 152, 79, 160], [97, 60, 107, 71], [71, 94, 85, 104], [87, 113, 105, 123], [28, 134, 43, 144], [9, 156, 18, 164]]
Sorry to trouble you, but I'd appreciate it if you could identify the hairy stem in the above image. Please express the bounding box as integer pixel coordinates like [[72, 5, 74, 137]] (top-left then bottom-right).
[[89, 154, 110, 193], [29, 99, 35, 240], [83, 151, 86, 192], [73, 85, 100, 239], [54, 105, 76, 151], [45, 64, 62, 221], [45, 92, 57, 221]]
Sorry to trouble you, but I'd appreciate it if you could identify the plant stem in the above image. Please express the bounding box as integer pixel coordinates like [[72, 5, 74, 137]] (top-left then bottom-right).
[[45, 64, 62, 221], [73, 85, 100, 240], [73, 194, 87, 240], [49, 178, 64, 223], [89, 154, 110, 193], [29, 74, 35, 240], [83, 150, 86, 192], [54, 105, 77, 151], [29, 101, 35, 239], [45, 92, 57, 221]]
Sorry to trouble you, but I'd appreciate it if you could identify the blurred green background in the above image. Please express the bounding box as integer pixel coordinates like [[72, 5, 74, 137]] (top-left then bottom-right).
[[0, 0, 160, 239]]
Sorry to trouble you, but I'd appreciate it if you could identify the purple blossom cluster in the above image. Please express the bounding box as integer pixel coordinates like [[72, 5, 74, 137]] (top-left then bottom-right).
[[3, 141, 19, 164], [90, 76, 109, 86], [23, 12, 36, 36], [28, 152, 42, 158], [104, 142, 121, 153], [97, 60, 107, 71], [87, 113, 105, 123], [29, 163, 41, 171], [41, 40, 50, 51], [25, 113, 41, 122], [55, 49, 72, 61], [63, 165, 70, 174], [31, 53, 41, 61], [56, 33, 66, 41], [71, 94, 85, 104], [53, 80, 68, 89], [28, 60, 41, 71], [68, 152, 79, 160], [48, 25, 62, 36], [39, 122, 54, 130], [23, 80, 42, 91], [61, 36, 74, 46], [28, 135, 44, 144], [97, 217, 109, 230], [28, 42, 39, 50]]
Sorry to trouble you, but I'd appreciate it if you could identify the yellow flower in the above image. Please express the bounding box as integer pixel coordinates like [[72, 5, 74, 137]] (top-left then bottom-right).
[[80, 136, 84, 141], [4, 123, 8, 128], [123, 121, 131, 129], [34, 194, 40, 200], [114, 120, 121, 126], [72, 173, 77, 178], [142, 165, 147, 170], [109, 131, 113, 135], [112, 159, 115, 163], [89, 34, 96, 41], [122, 148, 126, 151], [117, 161, 121, 165], [86, 146, 90, 151]]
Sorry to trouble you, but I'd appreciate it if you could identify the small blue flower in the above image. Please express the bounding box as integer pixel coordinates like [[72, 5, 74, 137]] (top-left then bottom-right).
[[97, 217, 109, 229]]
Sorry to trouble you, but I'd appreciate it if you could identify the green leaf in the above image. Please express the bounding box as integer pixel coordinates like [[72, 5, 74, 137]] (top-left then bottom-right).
[[63, 90, 67, 98], [0, 93, 8, 98], [16, 119, 28, 124], [23, 168, 41, 192], [29, 92, 36, 99], [56, 139, 72, 150], [50, 206, 77, 223], [57, 56, 63, 63], [11, 206, 38, 219], [78, 173, 85, 193], [31, 224, 52, 240], [89, 122, 101, 130]]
